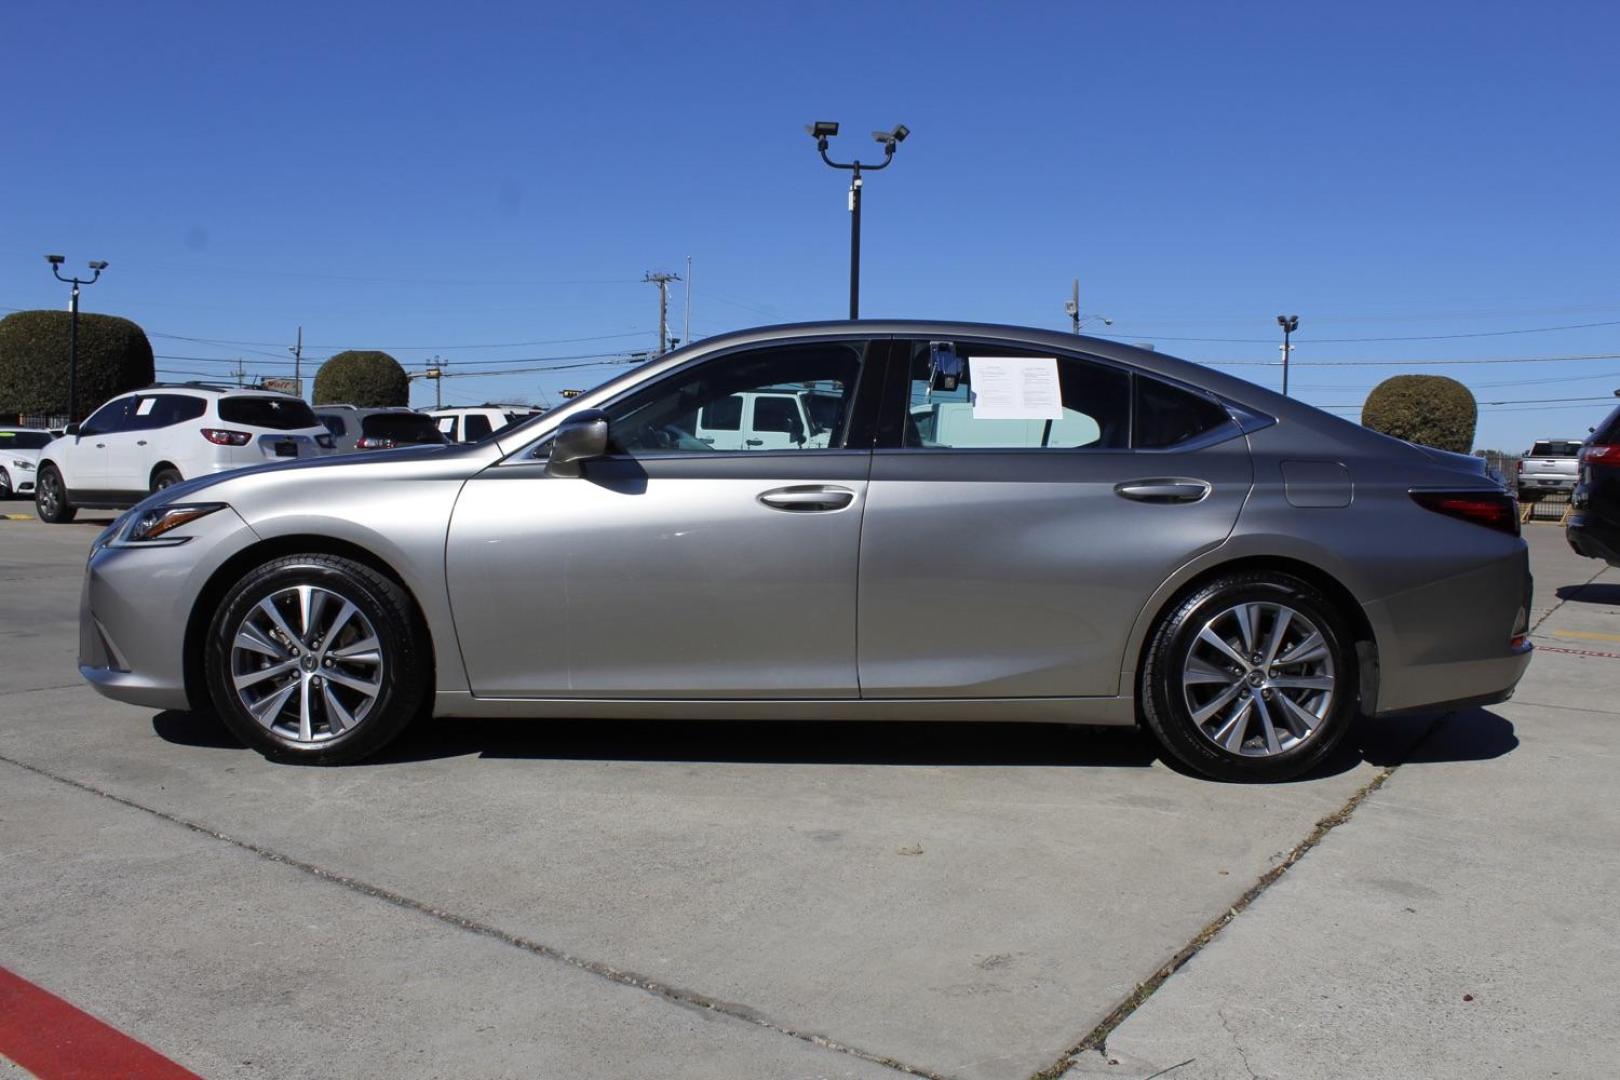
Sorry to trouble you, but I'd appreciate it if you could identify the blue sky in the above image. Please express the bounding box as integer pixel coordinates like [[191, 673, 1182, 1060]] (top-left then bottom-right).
[[3, 0, 1617, 449]]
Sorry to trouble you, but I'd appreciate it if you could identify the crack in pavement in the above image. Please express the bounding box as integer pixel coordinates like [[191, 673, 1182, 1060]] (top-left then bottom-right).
[[1028, 713, 1449, 1080], [1529, 562, 1611, 635], [0, 751, 952, 1080], [1216, 1009, 1260, 1080]]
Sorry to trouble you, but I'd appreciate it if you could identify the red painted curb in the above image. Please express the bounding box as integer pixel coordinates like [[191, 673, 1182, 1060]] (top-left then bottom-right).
[[0, 966, 201, 1080]]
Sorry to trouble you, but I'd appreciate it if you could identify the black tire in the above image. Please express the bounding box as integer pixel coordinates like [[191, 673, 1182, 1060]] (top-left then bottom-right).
[[151, 466, 183, 492], [0, 467, 11, 499], [34, 464, 77, 523], [204, 553, 428, 764], [1140, 571, 1357, 782]]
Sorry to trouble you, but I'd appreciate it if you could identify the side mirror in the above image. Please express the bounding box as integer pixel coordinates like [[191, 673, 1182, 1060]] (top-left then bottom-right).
[[546, 409, 608, 477], [64, 423, 80, 436]]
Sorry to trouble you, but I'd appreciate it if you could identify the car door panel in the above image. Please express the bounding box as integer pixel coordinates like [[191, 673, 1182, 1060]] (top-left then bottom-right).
[[858, 444, 1251, 697], [447, 453, 869, 698]]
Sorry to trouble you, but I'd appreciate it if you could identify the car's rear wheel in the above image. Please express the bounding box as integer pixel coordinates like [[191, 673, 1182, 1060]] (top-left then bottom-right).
[[0, 467, 11, 499], [1140, 571, 1357, 782], [34, 464, 76, 523], [204, 554, 427, 764], [151, 466, 183, 492]]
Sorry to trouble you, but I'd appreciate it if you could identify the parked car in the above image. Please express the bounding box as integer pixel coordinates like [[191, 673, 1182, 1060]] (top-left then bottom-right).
[[34, 384, 335, 522], [1567, 408, 1620, 566], [1516, 439, 1582, 495], [426, 404, 543, 443], [77, 321, 1533, 781], [314, 406, 450, 451], [0, 427, 55, 499], [684, 388, 842, 450]]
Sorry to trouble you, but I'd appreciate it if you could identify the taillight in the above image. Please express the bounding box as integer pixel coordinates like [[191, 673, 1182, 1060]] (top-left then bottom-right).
[[356, 436, 396, 450], [1515, 459, 1525, 473], [1583, 444, 1620, 466], [201, 428, 251, 446], [315, 434, 336, 450], [1410, 490, 1520, 536]]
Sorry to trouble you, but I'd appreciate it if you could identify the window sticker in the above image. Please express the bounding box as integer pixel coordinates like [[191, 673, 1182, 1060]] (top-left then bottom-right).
[[136, 398, 157, 416], [969, 357, 1063, 420]]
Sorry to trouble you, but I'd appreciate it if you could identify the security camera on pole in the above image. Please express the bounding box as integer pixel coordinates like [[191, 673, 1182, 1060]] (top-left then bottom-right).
[[806, 121, 909, 319], [44, 255, 108, 423], [1276, 314, 1299, 397]]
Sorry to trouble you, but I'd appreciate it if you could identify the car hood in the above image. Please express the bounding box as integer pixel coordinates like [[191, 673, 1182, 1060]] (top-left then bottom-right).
[[136, 440, 498, 512]]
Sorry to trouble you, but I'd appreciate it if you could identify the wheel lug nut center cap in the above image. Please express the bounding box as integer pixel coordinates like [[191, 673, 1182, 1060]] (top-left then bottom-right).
[[301, 655, 318, 673], [1246, 670, 1265, 687]]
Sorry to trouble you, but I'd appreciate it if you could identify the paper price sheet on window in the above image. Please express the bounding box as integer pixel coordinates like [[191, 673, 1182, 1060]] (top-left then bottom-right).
[[968, 356, 1064, 420]]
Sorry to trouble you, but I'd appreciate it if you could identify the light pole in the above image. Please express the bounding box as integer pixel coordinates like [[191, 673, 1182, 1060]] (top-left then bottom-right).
[[1276, 314, 1299, 396], [806, 121, 908, 318], [1063, 280, 1112, 334], [45, 256, 108, 423]]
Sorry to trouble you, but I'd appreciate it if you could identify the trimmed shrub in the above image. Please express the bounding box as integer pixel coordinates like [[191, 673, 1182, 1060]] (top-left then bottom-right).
[[0, 310, 155, 422], [313, 350, 409, 407], [1361, 374, 1477, 454]]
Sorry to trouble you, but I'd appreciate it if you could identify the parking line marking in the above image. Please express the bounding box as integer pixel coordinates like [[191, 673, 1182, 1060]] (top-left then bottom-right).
[[1549, 629, 1620, 643], [0, 966, 202, 1080], [1534, 644, 1620, 661]]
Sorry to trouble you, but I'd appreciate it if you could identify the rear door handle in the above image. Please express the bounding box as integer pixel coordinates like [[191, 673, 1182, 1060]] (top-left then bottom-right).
[[1115, 478, 1211, 504], [758, 485, 856, 512], [136, 440, 147, 446], [745, 438, 764, 446]]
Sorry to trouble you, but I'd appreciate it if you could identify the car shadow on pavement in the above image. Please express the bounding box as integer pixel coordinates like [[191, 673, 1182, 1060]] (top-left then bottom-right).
[[151, 706, 1517, 777], [1554, 582, 1620, 605]]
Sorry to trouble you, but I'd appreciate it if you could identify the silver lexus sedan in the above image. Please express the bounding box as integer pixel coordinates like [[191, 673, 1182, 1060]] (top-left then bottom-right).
[[76, 321, 1533, 781]]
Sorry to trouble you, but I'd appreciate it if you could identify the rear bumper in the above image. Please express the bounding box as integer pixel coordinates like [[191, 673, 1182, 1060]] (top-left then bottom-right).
[[1364, 545, 1534, 715], [1567, 512, 1620, 567]]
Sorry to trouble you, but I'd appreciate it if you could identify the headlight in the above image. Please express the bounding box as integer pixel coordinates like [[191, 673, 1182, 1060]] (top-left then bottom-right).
[[118, 503, 227, 545], [12, 458, 34, 471]]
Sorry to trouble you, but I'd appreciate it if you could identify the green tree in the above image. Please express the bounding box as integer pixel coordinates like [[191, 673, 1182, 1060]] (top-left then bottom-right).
[[1361, 374, 1478, 454], [0, 310, 155, 421], [313, 350, 409, 407]]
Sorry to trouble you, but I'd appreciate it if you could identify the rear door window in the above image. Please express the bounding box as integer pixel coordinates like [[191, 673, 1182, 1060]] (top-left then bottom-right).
[[218, 396, 319, 430], [463, 414, 493, 440]]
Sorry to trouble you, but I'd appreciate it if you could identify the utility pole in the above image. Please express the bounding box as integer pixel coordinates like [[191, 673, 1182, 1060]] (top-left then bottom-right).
[[1065, 279, 1080, 334], [429, 355, 446, 409], [232, 358, 248, 387], [645, 271, 680, 354], [290, 326, 304, 399], [683, 255, 692, 346], [1276, 314, 1299, 396]]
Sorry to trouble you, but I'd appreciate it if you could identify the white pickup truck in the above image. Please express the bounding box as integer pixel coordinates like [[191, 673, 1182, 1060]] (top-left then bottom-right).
[[1517, 439, 1583, 494]]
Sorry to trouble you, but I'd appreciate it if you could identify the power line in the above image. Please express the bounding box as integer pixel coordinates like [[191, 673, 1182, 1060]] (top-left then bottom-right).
[[1105, 319, 1620, 344], [1203, 352, 1620, 368]]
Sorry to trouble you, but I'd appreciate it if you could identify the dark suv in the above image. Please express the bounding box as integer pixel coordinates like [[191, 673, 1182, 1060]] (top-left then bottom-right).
[[1567, 404, 1620, 565]]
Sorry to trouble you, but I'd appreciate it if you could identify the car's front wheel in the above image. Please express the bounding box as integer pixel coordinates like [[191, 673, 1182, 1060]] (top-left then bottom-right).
[[1140, 571, 1357, 782], [204, 553, 428, 764], [0, 467, 11, 499], [34, 464, 76, 523]]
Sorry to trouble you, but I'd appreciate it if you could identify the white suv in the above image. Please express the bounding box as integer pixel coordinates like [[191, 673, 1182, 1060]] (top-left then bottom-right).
[[426, 404, 542, 443], [34, 384, 335, 523]]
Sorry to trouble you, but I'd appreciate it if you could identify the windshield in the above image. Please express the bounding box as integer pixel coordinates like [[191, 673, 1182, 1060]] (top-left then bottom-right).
[[0, 430, 52, 449], [218, 397, 320, 431], [361, 413, 447, 444]]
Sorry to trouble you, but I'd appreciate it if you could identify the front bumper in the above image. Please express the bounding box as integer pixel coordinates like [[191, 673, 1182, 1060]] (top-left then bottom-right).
[[79, 506, 259, 712]]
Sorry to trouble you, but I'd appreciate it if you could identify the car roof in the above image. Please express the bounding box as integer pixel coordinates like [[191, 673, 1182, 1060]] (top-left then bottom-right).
[[120, 383, 304, 399]]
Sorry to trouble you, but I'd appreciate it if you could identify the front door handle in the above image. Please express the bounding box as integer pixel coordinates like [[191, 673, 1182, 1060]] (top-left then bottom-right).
[[758, 485, 856, 512], [745, 438, 764, 446], [1115, 478, 1211, 504], [136, 440, 148, 446]]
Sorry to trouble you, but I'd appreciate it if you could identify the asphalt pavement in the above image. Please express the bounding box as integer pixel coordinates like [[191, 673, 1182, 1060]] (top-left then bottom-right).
[[0, 506, 1614, 1079]]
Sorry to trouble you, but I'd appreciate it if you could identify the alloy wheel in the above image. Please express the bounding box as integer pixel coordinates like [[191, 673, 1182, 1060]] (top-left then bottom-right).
[[1181, 601, 1336, 757], [229, 584, 384, 744]]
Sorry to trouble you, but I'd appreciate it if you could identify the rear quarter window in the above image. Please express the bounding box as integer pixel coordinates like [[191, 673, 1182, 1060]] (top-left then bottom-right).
[[1595, 408, 1620, 446], [218, 396, 319, 430], [1134, 377, 1235, 449]]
